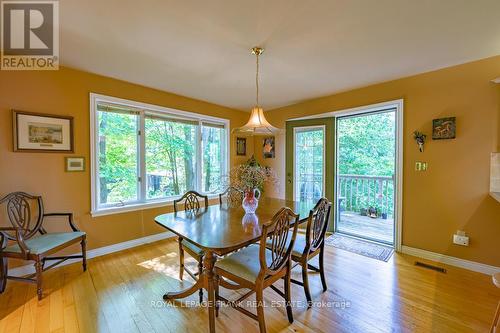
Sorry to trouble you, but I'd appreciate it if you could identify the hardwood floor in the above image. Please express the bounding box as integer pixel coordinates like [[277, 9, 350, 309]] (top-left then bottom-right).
[[0, 238, 498, 333]]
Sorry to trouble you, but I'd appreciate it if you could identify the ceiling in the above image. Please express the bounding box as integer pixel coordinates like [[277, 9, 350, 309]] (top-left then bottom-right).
[[61, 0, 500, 111]]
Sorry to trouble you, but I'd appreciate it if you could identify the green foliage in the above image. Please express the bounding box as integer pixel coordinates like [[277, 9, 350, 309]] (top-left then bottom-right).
[[337, 111, 396, 216], [202, 126, 224, 193], [338, 111, 395, 176], [145, 118, 198, 198], [98, 112, 138, 204], [98, 111, 224, 205]]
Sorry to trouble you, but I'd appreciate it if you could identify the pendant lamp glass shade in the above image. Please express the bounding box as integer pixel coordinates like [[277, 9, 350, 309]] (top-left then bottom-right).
[[233, 107, 282, 135], [232, 47, 282, 136]]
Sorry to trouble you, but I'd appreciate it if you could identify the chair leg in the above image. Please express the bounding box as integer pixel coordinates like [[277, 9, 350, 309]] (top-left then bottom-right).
[[81, 238, 87, 272], [35, 259, 43, 300], [198, 259, 204, 303], [284, 265, 294, 323], [178, 239, 184, 280], [215, 274, 220, 318], [256, 288, 267, 333], [0, 256, 7, 293], [319, 246, 327, 292], [301, 261, 312, 308]]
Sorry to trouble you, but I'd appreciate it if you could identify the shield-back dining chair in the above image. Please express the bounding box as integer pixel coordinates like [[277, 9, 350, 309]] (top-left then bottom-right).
[[289, 197, 332, 307], [173, 190, 209, 303], [214, 207, 300, 333], [218, 186, 243, 206]]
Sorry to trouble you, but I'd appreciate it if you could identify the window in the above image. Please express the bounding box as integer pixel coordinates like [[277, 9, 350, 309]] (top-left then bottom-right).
[[202, 123, 225, 193], [294, 126, 325, 202], [97, 108, 139, 205], [90, 93, 229, 215], [145, 116, 197, 199]]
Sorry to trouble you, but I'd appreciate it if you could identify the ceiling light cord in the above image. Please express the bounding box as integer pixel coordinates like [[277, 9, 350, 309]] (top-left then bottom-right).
[[255, 51, 260, 108]]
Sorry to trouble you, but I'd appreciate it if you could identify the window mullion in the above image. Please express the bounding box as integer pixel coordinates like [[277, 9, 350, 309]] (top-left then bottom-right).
[[196, 120, 203, 192], [139, 112, 146, 203]]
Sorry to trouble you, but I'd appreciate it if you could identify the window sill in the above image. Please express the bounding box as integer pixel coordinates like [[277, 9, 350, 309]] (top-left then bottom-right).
[[90, 194, 220, 217]]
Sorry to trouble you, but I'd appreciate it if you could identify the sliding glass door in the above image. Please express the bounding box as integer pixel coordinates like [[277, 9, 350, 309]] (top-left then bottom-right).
[[285, 102, 402, 248], [335, 109, 397, 245]]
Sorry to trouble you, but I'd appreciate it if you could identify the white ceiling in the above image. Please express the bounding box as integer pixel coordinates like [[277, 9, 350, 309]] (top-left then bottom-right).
[[61, 0, 500, 111]]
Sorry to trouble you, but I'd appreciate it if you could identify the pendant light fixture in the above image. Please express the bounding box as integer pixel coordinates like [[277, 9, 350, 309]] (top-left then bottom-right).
[[232, 47, 282, 135]]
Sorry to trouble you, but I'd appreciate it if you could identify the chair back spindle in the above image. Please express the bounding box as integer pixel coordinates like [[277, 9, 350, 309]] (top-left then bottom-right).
[[0, 192, 44, 241], [306, 198, 332, 253], [259, 207, 299, 276], [173, 191, 209, 213]]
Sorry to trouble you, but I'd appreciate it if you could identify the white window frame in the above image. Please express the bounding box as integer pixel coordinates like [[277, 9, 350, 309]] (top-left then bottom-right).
[[90, 93, 230, 217]]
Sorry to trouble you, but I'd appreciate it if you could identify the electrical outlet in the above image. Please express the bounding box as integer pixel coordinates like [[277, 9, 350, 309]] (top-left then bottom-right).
[[453, 234, 469, 246]]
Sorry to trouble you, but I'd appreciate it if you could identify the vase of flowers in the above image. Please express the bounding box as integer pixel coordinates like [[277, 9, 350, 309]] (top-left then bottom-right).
[[227, 155, 277, 213]]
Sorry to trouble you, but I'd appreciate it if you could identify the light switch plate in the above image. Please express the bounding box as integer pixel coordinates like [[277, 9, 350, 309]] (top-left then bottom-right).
[[415, 161, 427, 171]]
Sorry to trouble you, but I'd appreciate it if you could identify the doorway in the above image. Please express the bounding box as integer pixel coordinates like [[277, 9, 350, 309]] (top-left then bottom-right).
[[285, 118, 335, 230], [286, 100, 403, 249], [335, 109, 397, 246]]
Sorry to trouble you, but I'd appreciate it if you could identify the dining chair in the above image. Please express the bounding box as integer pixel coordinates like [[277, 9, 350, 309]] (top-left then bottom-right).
[[289, 197, 331, 307], [218, 186, 243, 206], [173, 190, 209, 303], [214, 207, 299, 333], [0, 192, 86, 300]]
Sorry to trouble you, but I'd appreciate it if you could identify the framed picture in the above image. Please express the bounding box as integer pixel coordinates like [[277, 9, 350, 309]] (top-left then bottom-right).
[[432, 117, 456, 140], [13, 110, 74, 152], [263, 136, 275, 159], [236, 137, 247, 156], [65, 157, 85, 172]]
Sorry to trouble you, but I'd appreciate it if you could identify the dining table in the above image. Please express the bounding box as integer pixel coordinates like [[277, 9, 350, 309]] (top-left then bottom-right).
[[154, 197, 315, 333]]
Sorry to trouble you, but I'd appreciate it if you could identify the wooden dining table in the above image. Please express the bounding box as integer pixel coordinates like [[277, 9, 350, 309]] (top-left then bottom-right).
[[154, 197, 315, 333]]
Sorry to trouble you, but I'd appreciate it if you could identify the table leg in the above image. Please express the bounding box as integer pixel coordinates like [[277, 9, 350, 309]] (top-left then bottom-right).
[[161, 248, 218, 333], [204, 250, 217, 333], [163, 275, 204, 300]]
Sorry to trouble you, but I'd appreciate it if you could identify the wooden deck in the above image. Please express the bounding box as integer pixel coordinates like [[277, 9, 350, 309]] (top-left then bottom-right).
[[337, 211, 394, 244]]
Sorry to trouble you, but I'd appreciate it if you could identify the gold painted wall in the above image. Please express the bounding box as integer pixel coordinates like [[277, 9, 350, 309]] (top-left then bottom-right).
[[0, 67, 253, 266], [256, 56, 500, 267]]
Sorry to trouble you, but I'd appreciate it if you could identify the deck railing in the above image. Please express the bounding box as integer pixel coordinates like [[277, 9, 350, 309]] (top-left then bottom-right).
[[338, 174, 394, 216]]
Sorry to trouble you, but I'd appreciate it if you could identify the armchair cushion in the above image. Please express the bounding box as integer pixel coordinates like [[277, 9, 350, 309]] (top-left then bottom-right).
[[215, 244, 273, 283], [3, 232, 85, 255]]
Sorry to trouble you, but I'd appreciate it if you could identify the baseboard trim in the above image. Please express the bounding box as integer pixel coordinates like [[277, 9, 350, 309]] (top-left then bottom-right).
[[9, 231, 175, 277], [401, 245, 499, 275]]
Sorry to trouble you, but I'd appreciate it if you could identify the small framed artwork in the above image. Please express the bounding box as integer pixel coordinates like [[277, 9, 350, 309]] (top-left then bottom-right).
[[263, 136, 275, 159], [236, 137, 247, 156], [13, 110, 74, 152], [432, 117, 456, 140], [65, 157, 85, 172]]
